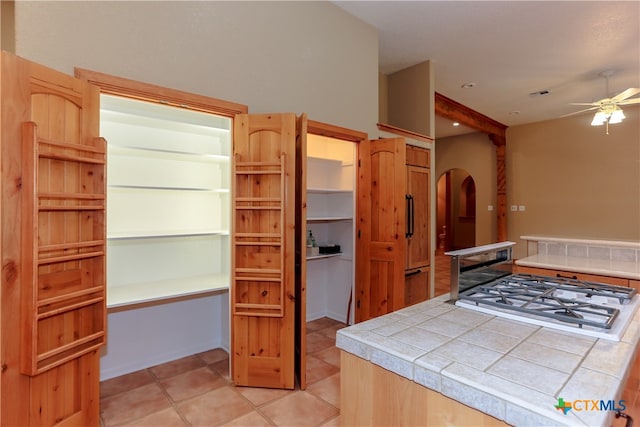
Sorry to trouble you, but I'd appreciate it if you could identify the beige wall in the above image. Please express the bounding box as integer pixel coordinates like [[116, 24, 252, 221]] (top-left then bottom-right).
[[437, 105, 640, 259], [379, 72, 389, 124], [435, 132, 498, 246], [0, 0, 15, 52], [386, 60, 435, 137], [507, 105, 640, 258], [14, 1, 379, 136]]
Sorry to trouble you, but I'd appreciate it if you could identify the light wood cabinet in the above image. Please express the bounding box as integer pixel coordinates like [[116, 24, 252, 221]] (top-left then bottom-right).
[[341, 351, 508, 426], [405, 145, 430, 306], [356, 138, 432, 322], [514, 265, 629, 287], [1, 51, 104, 426]]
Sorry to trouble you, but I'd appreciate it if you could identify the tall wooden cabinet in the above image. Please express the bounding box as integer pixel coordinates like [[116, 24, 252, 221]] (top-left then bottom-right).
[[1, 52, 105, 425], [405, 145, 431, 306], [356, 134, 432, 323]]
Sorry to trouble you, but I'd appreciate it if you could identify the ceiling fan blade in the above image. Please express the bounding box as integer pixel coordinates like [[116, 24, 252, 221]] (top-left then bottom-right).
[[618, 98, 640, 106], [560, 106, 598, 118], [611, 88, 640, 102], [569, 102, 599, 106]]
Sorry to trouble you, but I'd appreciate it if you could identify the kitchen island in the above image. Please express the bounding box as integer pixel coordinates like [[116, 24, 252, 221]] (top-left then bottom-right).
[[337, 294, 640, 426]]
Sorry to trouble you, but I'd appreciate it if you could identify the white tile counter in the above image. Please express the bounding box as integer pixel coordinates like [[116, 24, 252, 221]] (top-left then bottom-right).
[[337, 295, 640, 426], [516, 236, 640, 280]]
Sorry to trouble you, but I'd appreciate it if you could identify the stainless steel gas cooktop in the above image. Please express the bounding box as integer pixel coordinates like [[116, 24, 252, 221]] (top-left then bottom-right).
[[447, 243, 639, 341], [456, 273, 639, 340]]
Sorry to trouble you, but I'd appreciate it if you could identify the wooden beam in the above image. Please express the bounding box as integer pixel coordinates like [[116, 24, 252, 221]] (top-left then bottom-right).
[[435, 92, 508, 242], [435, 92, 506, 138], [489, 134, 507, 242]]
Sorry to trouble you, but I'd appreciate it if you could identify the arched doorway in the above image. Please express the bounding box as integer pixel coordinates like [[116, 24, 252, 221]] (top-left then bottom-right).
[[436, 169, 477, 253]]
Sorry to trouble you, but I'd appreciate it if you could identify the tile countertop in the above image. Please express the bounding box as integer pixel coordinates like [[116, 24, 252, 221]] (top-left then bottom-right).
[[336, 295, 640, 427]]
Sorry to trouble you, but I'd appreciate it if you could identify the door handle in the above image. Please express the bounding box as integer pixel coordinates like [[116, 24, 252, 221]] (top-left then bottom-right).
[[405, 269, 422, 277], [405, 195, 412, 237], [409, 195, 415, 237]]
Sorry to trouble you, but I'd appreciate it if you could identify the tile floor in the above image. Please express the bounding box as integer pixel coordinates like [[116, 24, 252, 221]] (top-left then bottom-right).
[[100, 317, 344, 427], [434, 252, 451, 297], [100, 260, 451, 426]]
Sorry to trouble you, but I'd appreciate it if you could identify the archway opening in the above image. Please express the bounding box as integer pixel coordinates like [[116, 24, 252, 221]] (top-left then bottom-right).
[[436, 169, 477, 253]]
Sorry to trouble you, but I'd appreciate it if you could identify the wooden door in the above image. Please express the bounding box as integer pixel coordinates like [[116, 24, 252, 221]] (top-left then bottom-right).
[[356, 138, 406, 322], [1, 52, 105, 425], [231, 113, 302, 389], [294, 114, 308, 389]]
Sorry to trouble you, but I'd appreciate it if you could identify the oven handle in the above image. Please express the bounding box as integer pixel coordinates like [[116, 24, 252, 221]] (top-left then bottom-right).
[[616, 410, 633, 427], [556, 273, 578, 280]]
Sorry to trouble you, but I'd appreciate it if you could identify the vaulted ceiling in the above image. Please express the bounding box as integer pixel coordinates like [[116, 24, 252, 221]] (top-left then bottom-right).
[[333, 1, 640, 138]]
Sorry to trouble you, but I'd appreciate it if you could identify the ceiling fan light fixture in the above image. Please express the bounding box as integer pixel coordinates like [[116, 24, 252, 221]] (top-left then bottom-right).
[[608, 107, 625, 124], [591, 110, 608, 126]]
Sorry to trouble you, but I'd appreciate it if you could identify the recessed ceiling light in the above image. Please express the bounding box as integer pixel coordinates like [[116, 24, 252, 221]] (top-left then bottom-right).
[[461, 82, 476, 89], [453, 122, 460, 127]]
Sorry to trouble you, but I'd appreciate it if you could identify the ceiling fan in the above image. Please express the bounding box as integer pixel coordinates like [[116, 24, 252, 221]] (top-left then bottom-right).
[[563, 71, 640, 134]]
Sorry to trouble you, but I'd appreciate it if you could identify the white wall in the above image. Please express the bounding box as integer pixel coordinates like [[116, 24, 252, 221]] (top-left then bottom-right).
[[14, 1, 378, 380]]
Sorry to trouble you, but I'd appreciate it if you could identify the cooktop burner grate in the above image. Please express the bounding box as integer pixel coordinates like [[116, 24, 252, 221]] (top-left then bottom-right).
[[458, 274, 636, 330]]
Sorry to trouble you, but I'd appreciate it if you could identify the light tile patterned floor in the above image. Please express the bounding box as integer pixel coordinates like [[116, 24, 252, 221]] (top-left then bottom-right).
[[100, 261, 451, 426], [434, 253, 451, 298], [100, 318, 344, 426]]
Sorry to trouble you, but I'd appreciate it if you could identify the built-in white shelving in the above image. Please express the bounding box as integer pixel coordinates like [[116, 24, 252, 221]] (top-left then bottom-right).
[[101, 94, 231, 307], [305, 136, 356, 323]]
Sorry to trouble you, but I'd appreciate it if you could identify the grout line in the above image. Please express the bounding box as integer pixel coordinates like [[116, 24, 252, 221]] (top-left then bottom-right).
[[101, 319, 346, 426]]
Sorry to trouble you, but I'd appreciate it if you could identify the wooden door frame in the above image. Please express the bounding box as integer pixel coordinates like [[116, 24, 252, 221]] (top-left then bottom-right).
[[435, 92, 508, 242]]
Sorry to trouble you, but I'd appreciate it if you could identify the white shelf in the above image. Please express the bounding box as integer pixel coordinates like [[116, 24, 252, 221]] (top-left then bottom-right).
[[307, 253, 343, 261], [307, 216, 352, 222], [108, 230, 228, 240], [107, 274, 229, 308], [108, 144, 230, 162], [307, 188, 352, 194], [101, 94, 231, 307]]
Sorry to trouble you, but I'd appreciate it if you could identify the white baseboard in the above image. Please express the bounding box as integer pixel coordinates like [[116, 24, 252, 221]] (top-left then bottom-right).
[[100, 341, 219, 381]]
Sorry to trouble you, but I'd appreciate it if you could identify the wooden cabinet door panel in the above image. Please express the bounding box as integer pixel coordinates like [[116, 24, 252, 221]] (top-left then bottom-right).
[[405, 267, 429, 306], [232, 113, 299, 389], [406, 164, 430, 270], [1, 51, 104, 426], [356, 138, 406, 322]]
